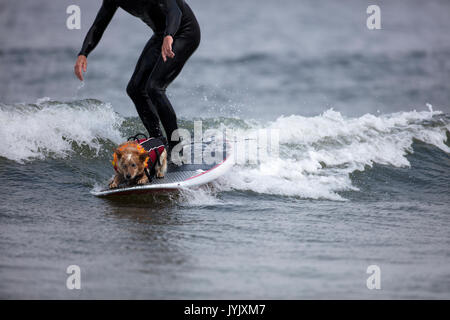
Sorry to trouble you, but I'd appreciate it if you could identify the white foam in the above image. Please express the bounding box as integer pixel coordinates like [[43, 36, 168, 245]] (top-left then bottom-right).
[[213, 106, 449, 201], [178, 184, 224, 207], [0, 98, 125, 163]]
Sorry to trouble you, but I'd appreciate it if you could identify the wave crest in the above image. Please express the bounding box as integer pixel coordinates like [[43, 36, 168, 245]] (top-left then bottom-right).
[[0, 98, 125, 163], [216, 106, 449, 200]]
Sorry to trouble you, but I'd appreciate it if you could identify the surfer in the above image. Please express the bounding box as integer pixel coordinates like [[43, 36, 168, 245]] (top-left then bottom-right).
[[74, 0, 201, 152]]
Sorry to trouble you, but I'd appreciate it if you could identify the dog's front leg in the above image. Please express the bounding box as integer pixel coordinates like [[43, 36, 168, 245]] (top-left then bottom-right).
[[109, 175, 123, 189], [155, 150, 168, 178], [137, 174, 149, 185]]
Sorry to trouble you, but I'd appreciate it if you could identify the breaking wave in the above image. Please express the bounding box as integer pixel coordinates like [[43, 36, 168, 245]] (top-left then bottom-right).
[[0, 98, 448, 201]]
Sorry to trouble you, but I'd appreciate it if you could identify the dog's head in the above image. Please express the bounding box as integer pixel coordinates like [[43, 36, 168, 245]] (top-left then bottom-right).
[[113, 142, 149, 182]]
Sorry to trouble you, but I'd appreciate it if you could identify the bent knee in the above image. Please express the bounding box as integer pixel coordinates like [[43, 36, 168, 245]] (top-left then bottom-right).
[[126, 81, 137, 98], [126, 81, 146, 99]]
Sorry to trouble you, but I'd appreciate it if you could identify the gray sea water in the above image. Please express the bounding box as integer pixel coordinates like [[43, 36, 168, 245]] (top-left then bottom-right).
[[0, 0, 449, 299]]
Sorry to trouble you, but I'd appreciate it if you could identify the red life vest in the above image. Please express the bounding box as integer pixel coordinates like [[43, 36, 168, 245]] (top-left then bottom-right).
[[137, 137, 166, 168], [112, 137, 166, 173]]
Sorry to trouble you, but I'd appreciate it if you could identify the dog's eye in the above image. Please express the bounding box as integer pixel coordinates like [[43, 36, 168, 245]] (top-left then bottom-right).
[[131, 163, 136, 167]]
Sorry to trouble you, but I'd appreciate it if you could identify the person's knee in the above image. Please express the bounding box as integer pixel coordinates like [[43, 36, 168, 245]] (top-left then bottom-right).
[[126, 81, 138, 99], [127, 80, 147, 100], [146, 79, 165, 100]]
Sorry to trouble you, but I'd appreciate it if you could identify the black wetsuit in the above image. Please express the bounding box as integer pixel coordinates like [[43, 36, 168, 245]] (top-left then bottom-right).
[[78, 0, 201, 149]]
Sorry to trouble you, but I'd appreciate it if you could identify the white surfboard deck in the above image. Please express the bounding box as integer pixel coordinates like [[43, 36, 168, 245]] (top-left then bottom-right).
[[92, 140, 234, 197]]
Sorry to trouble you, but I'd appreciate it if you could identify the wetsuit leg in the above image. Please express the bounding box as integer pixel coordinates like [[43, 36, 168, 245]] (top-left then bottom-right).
[[126, 35, 164, 138], [145, 31, 200, 149]]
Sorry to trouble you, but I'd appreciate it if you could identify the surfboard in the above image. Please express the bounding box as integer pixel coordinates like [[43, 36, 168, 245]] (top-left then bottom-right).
[[91, 140, 234, 197]]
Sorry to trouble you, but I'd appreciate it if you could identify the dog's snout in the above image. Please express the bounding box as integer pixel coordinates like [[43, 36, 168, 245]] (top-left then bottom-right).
[[126, 174, 131, 179]]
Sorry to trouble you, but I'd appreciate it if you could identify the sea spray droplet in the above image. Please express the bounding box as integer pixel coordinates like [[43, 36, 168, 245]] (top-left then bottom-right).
[[36, 97, 51, 105]]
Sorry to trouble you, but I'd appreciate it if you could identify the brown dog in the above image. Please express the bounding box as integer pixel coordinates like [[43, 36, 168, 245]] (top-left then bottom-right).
[[109, 141, 167, 189]]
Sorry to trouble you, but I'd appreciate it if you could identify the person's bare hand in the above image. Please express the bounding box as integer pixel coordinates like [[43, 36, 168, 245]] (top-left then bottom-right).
[[74, 55, 87, 81], [161, 36, 175, 62]]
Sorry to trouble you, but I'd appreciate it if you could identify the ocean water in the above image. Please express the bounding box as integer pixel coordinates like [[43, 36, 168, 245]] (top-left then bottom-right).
[[0, 0, 449, 299]]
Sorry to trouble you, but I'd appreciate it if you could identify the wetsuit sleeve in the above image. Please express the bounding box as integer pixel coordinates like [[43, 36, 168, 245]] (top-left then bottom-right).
[[78, 0, 118, 57], [164, 0, 182, 37]]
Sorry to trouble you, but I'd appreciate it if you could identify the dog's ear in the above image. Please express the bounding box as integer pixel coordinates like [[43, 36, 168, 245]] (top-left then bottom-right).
[[114, 148, 123, 160]]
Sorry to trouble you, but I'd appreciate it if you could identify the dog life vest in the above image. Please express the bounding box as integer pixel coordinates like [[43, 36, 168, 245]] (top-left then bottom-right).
[[112, 137, 166, 174]]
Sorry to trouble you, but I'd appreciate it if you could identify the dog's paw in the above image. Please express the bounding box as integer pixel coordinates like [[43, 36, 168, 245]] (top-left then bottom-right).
[[109, 175, 121, 189], [137, 175, 149, 185], [155, 171, 165, 179], [109, 181, 119, 189]]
